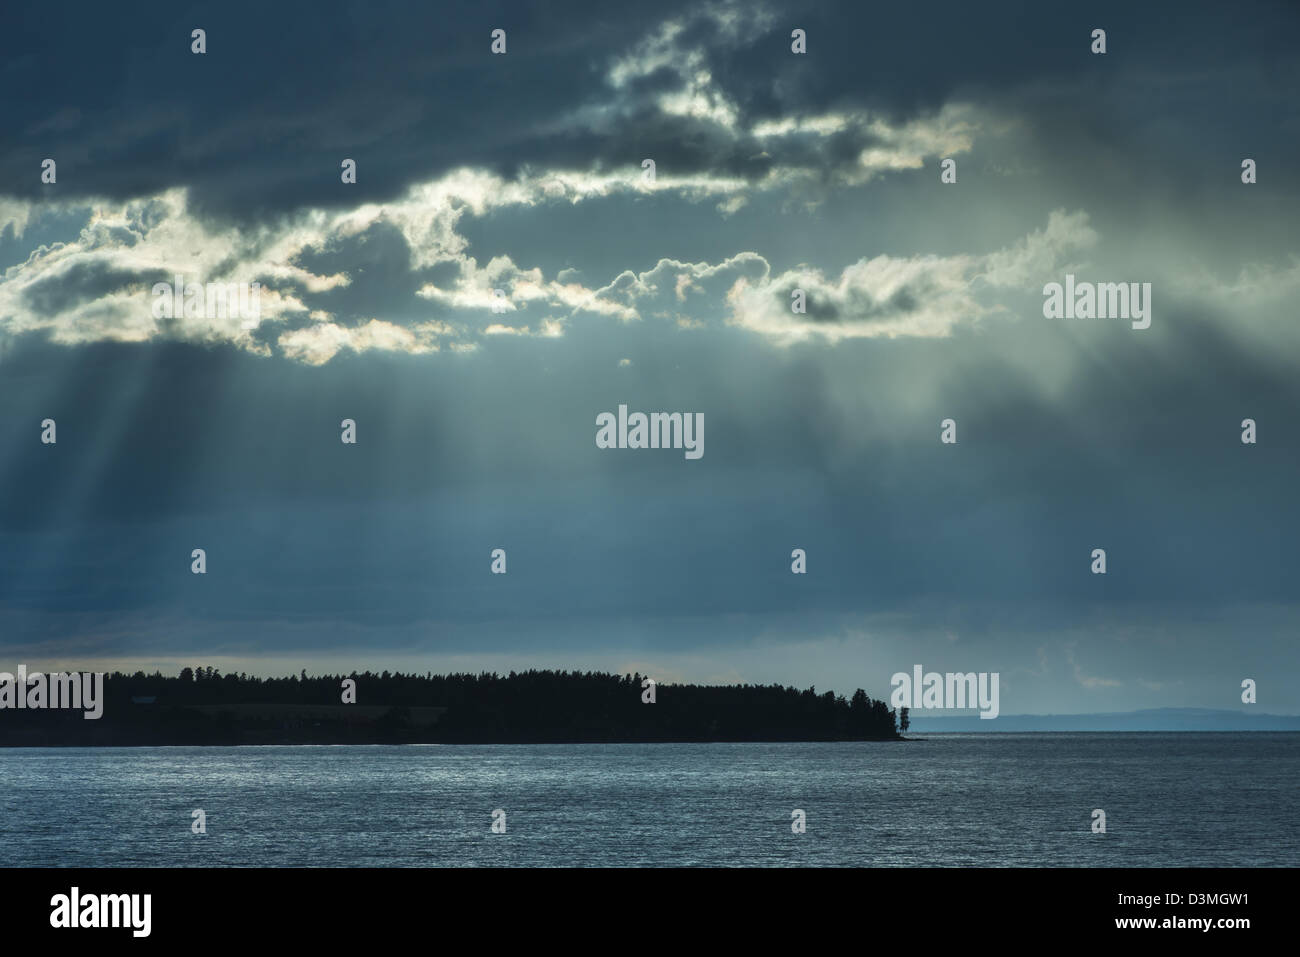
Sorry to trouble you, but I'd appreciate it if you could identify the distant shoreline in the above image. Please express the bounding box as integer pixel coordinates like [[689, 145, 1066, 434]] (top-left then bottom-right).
[[0, 668, 904, 746], [5, 730, 1298, 749], [0, 736, 912, 748], [6, 668, 1291, 743]]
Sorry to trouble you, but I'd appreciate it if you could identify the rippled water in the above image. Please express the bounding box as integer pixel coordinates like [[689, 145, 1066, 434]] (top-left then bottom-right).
[[1, 733, 1295, 866]]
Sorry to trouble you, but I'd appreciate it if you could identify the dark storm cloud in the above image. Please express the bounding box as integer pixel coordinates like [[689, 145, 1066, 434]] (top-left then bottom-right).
[[528, 108, 774, 183], [0, 0, 685, 222], [6, 0, 1296, 226]]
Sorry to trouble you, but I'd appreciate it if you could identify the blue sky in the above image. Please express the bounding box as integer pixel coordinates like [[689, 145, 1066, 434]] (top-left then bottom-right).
[[1, 0, 1298, 713]]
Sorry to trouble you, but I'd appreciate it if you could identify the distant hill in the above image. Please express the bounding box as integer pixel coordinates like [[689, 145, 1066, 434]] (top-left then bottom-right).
[[906, 707, 1300, 732]]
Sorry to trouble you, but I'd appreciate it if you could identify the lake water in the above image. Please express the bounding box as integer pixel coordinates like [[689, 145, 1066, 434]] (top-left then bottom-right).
[[1, 733, 1295, 866]]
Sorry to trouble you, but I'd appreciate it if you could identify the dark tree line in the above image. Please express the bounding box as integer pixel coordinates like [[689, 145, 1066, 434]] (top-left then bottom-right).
[[1, 668, 901, 744]]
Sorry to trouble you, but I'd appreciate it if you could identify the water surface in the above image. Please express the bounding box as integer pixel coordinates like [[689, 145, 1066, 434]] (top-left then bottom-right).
[[1, 733, 1294, 866]]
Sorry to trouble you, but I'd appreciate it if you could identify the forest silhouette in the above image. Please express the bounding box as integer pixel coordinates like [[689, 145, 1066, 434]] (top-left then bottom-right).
[[0, 668, 902, 745]]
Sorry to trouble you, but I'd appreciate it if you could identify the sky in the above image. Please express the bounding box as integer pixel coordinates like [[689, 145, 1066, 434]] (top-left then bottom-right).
[[1, 0, 1298, 715]]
